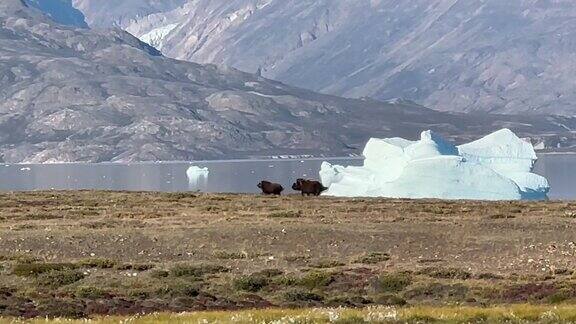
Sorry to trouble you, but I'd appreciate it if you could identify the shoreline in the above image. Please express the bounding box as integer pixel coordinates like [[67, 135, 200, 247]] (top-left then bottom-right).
[[3, 150, 574, 166]]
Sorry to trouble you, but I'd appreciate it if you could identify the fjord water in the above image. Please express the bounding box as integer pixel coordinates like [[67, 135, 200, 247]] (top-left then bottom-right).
[[0, 155, 572, 200], [533, 154, 576, 200]]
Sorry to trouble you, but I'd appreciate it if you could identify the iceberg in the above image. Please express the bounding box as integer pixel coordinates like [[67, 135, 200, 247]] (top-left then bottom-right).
[[320, 129, 549, 200], [186, 166, 209, 191]]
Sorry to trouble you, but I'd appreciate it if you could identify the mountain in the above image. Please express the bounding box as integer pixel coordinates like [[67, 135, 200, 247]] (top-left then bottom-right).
[[72, 0, 186, 29], [2, 0, 576, 163], [112, 0, 576, 115]]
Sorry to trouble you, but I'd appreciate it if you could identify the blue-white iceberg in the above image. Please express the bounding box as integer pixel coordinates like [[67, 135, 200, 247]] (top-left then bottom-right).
[[320, 129, 549, 200]]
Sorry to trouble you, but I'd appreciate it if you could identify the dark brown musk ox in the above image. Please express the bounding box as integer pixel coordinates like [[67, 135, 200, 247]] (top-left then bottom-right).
[[257, 181, 284, 195], [291, 178, 328, 196]]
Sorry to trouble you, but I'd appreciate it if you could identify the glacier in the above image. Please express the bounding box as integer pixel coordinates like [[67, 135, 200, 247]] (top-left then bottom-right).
[[320, 129, 549, 201], [140, 23, 180, 49]]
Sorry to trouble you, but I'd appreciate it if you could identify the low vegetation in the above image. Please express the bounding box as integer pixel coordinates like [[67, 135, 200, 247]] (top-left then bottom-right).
[[10, 305, 576, 323], [376, 273, 412, 293], [355, 252, 391, 265], [1, 256, 570, 318], [0, 191, 571, 319]]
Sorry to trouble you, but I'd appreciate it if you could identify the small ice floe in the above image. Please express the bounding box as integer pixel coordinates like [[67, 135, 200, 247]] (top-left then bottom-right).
[[20, 167, 31, 171], [186, 166, 209, 191]]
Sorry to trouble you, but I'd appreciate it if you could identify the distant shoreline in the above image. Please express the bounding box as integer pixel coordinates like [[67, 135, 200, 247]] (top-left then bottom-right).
[[2, 151, 574, 166]]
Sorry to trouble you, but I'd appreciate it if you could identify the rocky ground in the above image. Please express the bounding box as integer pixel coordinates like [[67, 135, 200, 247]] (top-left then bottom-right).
[[0, 191, 575, 318]]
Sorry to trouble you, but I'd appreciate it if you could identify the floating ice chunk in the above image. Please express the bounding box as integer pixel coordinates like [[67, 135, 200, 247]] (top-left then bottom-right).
[[186, 166, 209, 191], [504, 172, 549, 198], [458, 129, 537, 161], [362, 138, 411, 180], [379, 156, 522, 200], [458, 128, 536, 173], [320, 162, 374, 192], [405, 130, 459, 160], [457, 129, 548, 197], [321, 129, 549, 201]]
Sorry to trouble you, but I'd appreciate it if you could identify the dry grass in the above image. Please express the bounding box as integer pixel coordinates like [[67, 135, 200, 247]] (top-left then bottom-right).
[[0, 191, 573, 318], [0, 191, 572, 273], [9, 305, 576, 323]]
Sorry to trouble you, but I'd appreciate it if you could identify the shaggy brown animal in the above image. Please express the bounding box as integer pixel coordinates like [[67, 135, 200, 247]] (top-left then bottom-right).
[[291, 178, 328, 196], [257, 181, 284, 195]]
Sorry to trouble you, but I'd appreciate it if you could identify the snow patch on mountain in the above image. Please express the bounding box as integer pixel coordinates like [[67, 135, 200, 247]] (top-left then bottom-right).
[[140, 23, 179, 48]]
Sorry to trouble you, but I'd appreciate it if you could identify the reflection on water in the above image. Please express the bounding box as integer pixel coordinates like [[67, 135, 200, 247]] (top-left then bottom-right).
[[533, 154, 576, 200], [0, 158, 362, 194], [0, 154, 572, 200]]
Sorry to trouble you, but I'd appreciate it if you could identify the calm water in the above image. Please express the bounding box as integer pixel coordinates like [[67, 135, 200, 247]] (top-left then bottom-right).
[[0, 154, 573, 200]]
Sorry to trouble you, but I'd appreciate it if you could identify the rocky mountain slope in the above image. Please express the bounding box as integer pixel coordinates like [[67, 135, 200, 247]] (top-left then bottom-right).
[[72, 0, 186, 29], [1, 0, 576, 163], [110, 0, 576, 115]]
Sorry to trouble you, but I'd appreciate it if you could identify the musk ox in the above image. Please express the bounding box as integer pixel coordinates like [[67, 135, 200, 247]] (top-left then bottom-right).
[[257, 181, 284, 195], [291, 178, 328, 196]]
